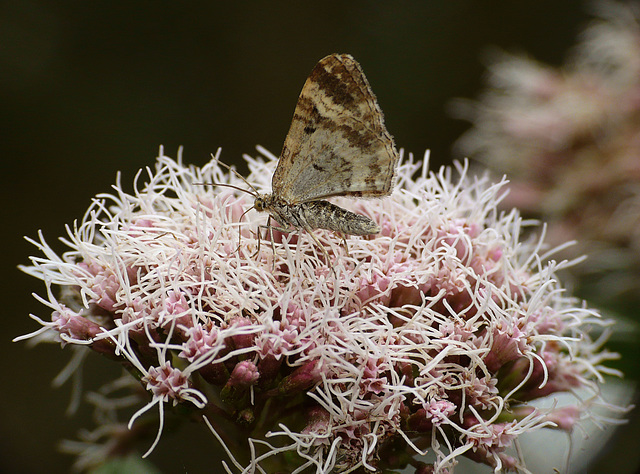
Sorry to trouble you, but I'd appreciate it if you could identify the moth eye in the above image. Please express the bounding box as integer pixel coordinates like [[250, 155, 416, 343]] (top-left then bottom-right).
[[254, 198, 264, 211]]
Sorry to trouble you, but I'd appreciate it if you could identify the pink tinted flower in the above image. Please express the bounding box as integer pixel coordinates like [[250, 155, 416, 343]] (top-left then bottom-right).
[[227, 360, 260, 388], [17, 147, 624, 472], [142, 363, 191, 403], [52, 307, 103, 343], [425, 399, 456, 426], [179, 324, 221, 362], [514, 405, 582, 432], [482, 322, 528, 372]]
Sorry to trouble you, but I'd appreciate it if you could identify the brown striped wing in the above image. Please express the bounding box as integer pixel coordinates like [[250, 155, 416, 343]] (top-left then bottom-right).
[[272, 54, 399, 204]]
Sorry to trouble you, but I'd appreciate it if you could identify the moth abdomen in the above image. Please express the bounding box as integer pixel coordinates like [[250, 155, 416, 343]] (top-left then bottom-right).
[[299, 200, 380, 235]]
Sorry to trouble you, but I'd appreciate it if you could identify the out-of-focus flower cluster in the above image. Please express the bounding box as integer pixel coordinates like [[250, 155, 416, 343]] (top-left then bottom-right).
[[452, 2, 640, 302], [18, 147, 622, 473]]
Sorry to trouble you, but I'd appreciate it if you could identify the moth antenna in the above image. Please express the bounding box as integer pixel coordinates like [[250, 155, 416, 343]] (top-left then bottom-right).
[[212, 159, 262, 195], [233, 204, 257, 253], [237, 204, 256, 222], [193, 181, 258, 198], [191, 181, 258, 244], [194, 160, 261, 255]]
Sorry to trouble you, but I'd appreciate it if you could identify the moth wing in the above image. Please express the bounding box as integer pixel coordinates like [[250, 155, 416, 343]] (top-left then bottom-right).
[[272, 54, 399, 204]]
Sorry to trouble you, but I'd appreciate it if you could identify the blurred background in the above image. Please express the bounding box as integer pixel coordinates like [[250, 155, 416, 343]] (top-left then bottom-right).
[[2, 1, 638, 472]]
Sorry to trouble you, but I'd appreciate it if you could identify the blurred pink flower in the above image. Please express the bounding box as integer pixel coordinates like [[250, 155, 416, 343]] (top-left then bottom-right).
[[452, 2, 640, 301]]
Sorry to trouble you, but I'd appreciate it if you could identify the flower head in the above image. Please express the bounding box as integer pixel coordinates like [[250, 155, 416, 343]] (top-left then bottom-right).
[[17, 146, 622, 472]]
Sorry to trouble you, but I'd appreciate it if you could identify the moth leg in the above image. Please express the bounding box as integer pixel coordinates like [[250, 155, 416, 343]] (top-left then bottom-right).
[[233, 222, 244, 255], [302, 227, 333, 268], [253, 224, 268, 259], [251, 225, 262, 259], [253, 216, 273, 259], [336, 233, 351, 258], [255, 217, 295, 262], [153, 231, 178, 241], [267, 216, 277, 270], [233, 204, 255, 255]]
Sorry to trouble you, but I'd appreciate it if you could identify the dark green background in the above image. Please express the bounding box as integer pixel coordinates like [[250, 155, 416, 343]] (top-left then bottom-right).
[[3, 1, 637, 473]]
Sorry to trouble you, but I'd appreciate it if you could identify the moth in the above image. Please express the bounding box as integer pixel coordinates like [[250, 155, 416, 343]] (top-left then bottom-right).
[[218, 54, 399, 259]]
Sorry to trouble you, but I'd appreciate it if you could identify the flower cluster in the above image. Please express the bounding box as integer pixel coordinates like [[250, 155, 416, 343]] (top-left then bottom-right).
[[452, 1, 640, 302], [18, 146, 621, 472]]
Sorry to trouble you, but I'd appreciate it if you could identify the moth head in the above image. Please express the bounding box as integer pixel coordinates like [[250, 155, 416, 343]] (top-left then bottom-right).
[[254, 194, 271, 212]]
